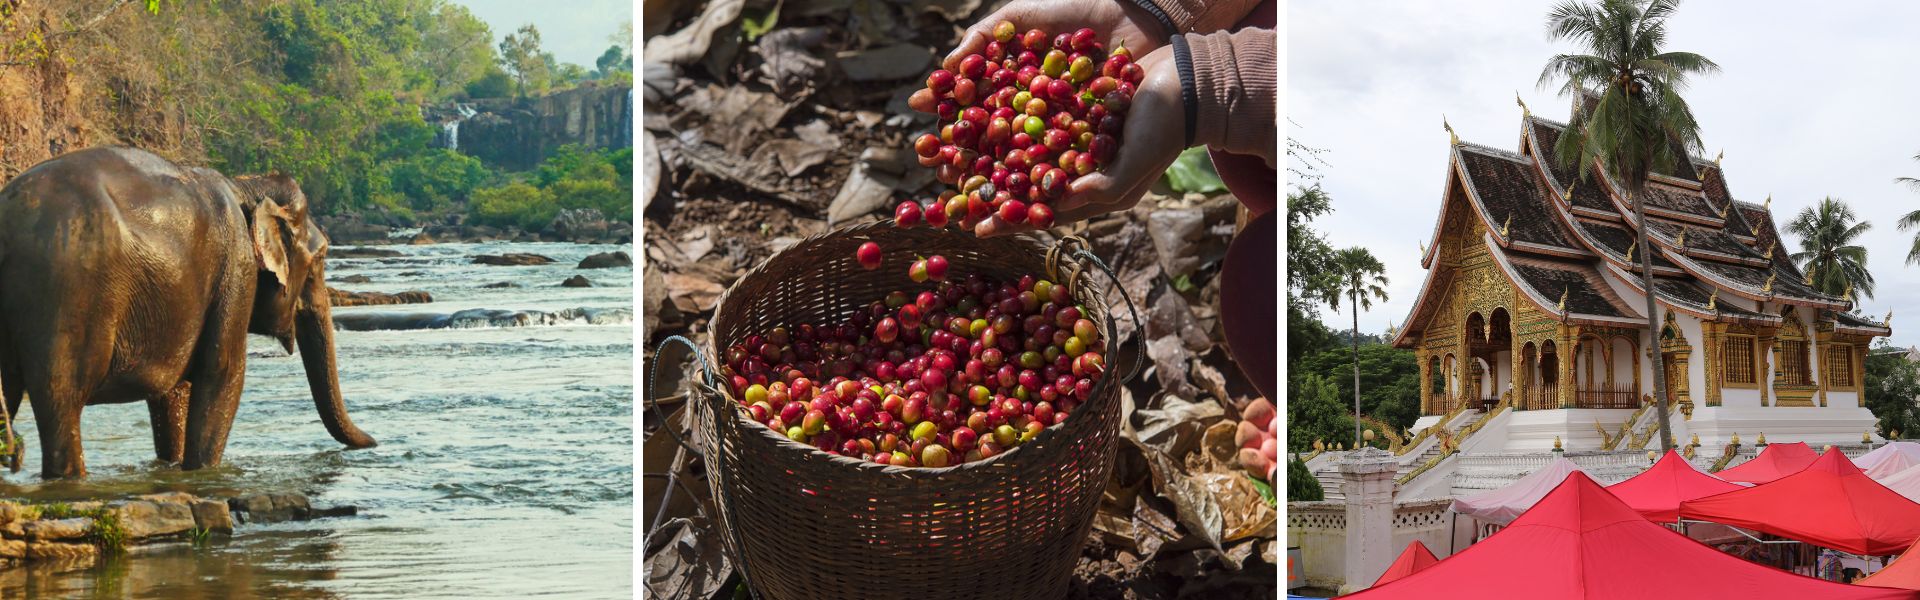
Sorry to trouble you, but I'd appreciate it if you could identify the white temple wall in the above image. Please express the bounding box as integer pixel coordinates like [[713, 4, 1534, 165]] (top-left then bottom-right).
[[1677, 313, 1709, 405]]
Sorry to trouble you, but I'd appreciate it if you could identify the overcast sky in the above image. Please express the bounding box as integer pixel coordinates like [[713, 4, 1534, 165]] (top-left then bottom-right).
[[1289, 0, 1920, 348], [449, 0, 630, 67]]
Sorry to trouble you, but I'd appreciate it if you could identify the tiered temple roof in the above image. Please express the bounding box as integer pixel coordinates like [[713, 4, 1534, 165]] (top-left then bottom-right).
[[1393, 102, 1891, 349]]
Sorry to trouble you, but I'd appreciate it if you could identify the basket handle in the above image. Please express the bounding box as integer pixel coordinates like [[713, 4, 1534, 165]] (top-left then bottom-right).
[[645, 336, 764, 600], [1047, 236, 1145, 385]]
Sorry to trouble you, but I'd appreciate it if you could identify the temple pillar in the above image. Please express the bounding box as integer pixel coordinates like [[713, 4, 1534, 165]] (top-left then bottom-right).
[[1558, 327, 1577, 409], [1702, 321, 1723, 407], [1337, 448, 1398, 595], [1417, 346, 1432, 415]]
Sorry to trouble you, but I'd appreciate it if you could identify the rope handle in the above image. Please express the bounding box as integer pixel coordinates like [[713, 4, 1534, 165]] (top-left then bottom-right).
[[1047, 236, 1146, 385], [645, 335, 762, 600]]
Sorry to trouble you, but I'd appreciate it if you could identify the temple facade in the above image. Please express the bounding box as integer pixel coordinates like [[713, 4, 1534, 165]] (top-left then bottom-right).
[[1391, 99, 1893, 452]]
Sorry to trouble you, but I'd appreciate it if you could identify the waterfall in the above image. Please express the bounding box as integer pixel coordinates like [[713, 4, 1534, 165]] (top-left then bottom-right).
[[439, 104, 479, 150]]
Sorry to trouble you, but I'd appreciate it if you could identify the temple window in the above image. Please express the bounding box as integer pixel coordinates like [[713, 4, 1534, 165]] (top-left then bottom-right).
[[1779, 340, 1812, 385], [1722, 335, 1757, 386], [1827, 345, 1855, 388]]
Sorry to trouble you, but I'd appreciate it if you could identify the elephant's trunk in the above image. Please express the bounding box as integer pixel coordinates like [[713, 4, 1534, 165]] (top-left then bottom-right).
[[296, 271, 378, 449]]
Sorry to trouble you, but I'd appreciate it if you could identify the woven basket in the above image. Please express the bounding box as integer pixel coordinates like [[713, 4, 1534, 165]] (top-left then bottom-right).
[[692, 221, 1137, 600]]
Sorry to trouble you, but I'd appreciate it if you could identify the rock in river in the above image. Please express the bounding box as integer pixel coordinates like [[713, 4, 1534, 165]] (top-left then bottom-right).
[[562, 275, 592, 287], [472, 253, 555, 266], [577, 251, 632, 269], [329, 289, 434, 307]]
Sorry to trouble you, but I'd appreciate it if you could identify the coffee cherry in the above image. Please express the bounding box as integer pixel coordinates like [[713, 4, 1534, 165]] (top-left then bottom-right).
[[927, 69, 956, 95], [857, 242, 883, 270], [1028, 203, 1055, 228], [925, 255, 950, 281], [993, 21, 1017, 42], [895, 201, 923, 227]]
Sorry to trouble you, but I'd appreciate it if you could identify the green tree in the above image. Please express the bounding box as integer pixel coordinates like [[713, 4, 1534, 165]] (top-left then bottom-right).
[[1892, 153, 1920, 265], [1288, 374, 1354, 453], [1297, 343, 1421, 433], [593, 44, 630, 79], [1785, 197, 1874, 300], [1865, 341, 1920, 440], [1287, 186, 1340, 313], [471, 182, 558, 230], [1287, 455, 1324, 502], [1539, 0, 1718, 453], [465, 67, 513, 98], [385, 148, 493, 213], [418, 2, 496, 99], [498, 24, 550, 97], [1328, 247, 1388, 448]]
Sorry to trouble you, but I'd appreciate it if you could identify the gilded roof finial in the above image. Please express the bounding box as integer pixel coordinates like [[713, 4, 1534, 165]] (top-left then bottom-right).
[[1565, 179, 1577, 200], [1803, 269, 1814, 286], [1716, 202, 1729, 219], [1625, 239, 1637, 262], [1886, 310, 1894, 326], [1707, 290, 1718, 311], [1764, 272, 1776, 294], [1675, 228, 1688, 247], [1557, 286, 1569, 312], [1419, 240, 1427, 256], [1714, 149, 1724, 168], [1517, 92, 1530, 118], [1764, 241, 1775, 260], [1844, 282, 1855, 303], [1764, 194, 1772, 211], [1443, 114, 1459, 146], [1502, 213, 1512, 238]]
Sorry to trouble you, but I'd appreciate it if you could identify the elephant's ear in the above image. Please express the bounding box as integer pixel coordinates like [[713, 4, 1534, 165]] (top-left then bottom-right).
[[252, 198, 293, 288]]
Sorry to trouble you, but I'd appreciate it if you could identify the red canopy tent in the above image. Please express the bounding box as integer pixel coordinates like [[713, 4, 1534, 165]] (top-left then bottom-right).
[[1339, 472, 1914, 599], [1715, 441, 1820, 485], [1606, 449, 1744, 523], [1371, 540, 1439, 587], [1679, 449, 1920, 556], [1859, 538, 1920, 590]]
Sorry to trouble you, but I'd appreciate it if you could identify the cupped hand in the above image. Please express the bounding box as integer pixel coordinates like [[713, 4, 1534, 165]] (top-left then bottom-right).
[[975, 46, 1184, 237], [942, 0, 1167, 73]]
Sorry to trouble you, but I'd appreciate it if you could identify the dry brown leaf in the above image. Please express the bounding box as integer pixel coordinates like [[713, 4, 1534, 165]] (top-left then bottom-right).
[[643, 0, 746, 66]]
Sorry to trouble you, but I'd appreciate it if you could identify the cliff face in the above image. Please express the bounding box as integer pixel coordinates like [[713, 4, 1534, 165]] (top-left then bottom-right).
[[457, 83, 633, 171]]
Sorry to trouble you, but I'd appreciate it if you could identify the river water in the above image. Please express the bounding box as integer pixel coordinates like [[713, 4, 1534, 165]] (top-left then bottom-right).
[[0, 242, 634, 599]]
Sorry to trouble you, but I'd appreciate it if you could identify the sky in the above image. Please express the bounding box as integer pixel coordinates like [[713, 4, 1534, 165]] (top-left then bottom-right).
[[449, 0, 631, 67], [1289, 0, 1920, 348]]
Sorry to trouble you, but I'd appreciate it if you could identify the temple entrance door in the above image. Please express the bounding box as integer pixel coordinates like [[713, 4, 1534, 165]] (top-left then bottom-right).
[[1663, 352, 1683, 405]]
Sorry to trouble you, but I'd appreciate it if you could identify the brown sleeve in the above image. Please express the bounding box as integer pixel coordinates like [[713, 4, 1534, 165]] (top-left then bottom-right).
[[1157, 0, 1264, 34], [1184, 28, 1276, 165]]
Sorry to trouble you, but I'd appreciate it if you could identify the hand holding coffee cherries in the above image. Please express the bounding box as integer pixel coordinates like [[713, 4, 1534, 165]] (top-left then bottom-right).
[[906, 21, 1145, 236], [941, 0, 1172, 73]]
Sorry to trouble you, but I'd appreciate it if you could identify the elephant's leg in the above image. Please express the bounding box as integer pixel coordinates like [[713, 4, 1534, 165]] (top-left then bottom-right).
[[26, 375, 86, 479], [182, 296, 250, 471], [148, 382, 191, 464]]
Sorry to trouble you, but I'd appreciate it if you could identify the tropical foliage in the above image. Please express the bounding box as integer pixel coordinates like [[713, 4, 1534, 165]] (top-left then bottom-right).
[[10, 0, 633, 227], [1894, 153, 1920, 265], [1287, 455, 1325, 502], [1539, 0, 1717, 453], [1865, 341, 1920, 440], [1538, 0, 1718, 185], [1785, 197, 1874, 300]]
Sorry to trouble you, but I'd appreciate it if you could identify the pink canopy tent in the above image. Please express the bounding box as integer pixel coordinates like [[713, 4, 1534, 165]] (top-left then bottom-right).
[[1877, 460, 1920, 503], [1371, 540, 1439, 587], [1340, 472, 1916, 599], [1859, 537, 1920, 590], [1861, 442, 1920, 480], [1605, 449, 1743, 523], [1448, 456, 1581, 525], [1715, 441, 1819, 485], [1679, 449, 1920, 556]]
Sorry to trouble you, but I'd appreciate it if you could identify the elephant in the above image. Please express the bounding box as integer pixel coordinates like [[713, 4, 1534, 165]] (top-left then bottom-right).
[[0, 146, 376, 479]]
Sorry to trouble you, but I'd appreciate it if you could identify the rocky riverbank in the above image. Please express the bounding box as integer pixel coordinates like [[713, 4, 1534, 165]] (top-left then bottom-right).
[[0, 491, 353, 568], [318, 208, 633, 246]]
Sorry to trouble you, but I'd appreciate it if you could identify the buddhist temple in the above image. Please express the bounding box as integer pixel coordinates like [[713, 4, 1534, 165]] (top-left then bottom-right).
[[1389, 96, 1893, 454]]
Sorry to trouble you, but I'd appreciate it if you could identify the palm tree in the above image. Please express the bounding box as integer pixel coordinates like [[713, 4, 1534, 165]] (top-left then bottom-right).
[[1786, 198, 1874, 300], [1894, 153, 1920, 264], [1329, 247, 1388, 448], [1538, 0, 1717, 453]]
